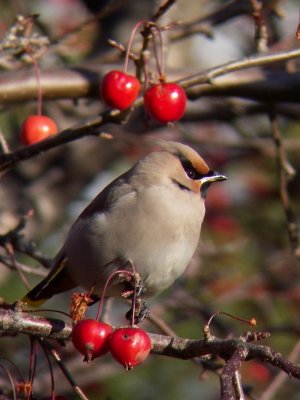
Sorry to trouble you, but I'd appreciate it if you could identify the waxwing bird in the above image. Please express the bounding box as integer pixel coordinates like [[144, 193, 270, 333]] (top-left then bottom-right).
[[21, 141, 227, 309]]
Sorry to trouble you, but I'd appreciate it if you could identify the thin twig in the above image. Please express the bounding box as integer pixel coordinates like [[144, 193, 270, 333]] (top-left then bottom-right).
[[0, 211, 52, 268], [37, 339, 56, 397], [180, 48, 300, 88], [220, 345, 248, 400], [4, 243, 31, 290], [151, 0, 176, 23], [232, 371, 245, 400], [147, 313, 177, 337], [0, 128, 10, 154], [269, 110, 300, 255], [260, 340, 300, 400], [251, 0, 268, 53], [0, 109, 126, 174], [43, 340, 89, 400], [0, 256, 47, 277], [0, 363, 17, 400]]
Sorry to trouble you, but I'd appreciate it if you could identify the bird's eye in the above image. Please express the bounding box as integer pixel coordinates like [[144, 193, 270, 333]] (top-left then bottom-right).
[[181, 160, 202, 180], [186, 168, 198, 180]]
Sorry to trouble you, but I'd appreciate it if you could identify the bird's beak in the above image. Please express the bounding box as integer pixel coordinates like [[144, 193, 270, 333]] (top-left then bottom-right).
[[200, 171, 227, 198], [202, 171, 228, 184]]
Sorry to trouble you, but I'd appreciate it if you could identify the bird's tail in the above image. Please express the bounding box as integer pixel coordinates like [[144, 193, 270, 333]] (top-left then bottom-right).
[[21, 258, 76, 308]]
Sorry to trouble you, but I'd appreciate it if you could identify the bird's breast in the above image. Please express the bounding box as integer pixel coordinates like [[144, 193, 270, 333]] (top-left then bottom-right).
[[110, 184, 205, 293], [64, 184, 205, 295]]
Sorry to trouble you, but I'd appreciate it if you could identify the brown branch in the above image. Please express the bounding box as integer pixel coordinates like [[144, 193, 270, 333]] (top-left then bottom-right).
[[181, 48, 300, 88], [0, 49, 300, 174], [260, 340, 300, 400], [1, 308, 300, 382], [0, 255, 47, 277], [170, 0, 283, 42], [186, 71, 300, 103], [0, 128, 11, 154], [0, 211, 51, 268], [1, 48, 300, 105], [2, 104, 300, 176], [41, 339, 89, 400], [0, 109, 129, 174], [151, 0, 176, 22], [0, 307, 73, 340], [269, 110, 300, 255], [182, 102, 300, 124], [0, 67, 100, 104], [170, 0, 252, 42], [147, 332, 300, 381], [251, 0, 269, 53], [220, 345, 248, 400], [53, 0, 130, 43], [232, 371, 245, 400]]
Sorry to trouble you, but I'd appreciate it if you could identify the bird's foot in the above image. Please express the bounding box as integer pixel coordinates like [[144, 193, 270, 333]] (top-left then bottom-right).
[[125, 298, 150, 325], [119, 262, 144, 297], [120, 265, 145, 302]]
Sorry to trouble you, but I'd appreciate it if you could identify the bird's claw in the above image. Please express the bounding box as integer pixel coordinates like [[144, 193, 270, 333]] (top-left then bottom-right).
[[126, 299, 150, 324]]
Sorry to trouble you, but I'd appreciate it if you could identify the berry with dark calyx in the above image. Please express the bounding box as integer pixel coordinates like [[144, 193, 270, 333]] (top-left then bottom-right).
[[144, 82, 187, 123], [101, 70, 141, 110], [72, 319, 113, 363], [21, 115, 58, 145], [109, 327, 151, 370]]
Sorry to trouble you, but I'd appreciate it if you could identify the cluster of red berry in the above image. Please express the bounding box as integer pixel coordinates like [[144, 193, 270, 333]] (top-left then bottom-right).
[[72, 319, 151, 370], [101, 70, 186, 123], [20, 22, 186, 146], [101, 21, 187, 123], [20, 73, 186, 146]]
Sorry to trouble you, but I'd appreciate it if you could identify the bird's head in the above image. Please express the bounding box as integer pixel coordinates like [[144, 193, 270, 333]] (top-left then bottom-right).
[[144, 141, 227, 198]]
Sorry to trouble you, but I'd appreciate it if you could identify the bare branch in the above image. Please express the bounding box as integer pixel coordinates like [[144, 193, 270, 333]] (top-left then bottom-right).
[[260, 340, 300, 400], [220, 345, 248, 400], [0, 212, 51, 268], [251, 0, 269, 53], [41, 339, 89, 400], [151, 0, 176, 22], [232, 371, 245, 400], [0, 109, 129, 173], [1, 48, 300, 105], [181, 48, 300, 88], [1, 308, 299, 382], [269, 110, 300, 255], [186, 71, 300, 103]]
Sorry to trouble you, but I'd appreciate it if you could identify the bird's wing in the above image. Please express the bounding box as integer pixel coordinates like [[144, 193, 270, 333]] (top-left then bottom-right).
[[21, 171, 136, 308], [21, 249, 76, 307]]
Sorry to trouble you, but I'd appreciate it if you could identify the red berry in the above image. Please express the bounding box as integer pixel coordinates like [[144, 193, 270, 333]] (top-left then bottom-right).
[[21, 115, 58, 145], [72, 319, 113, 362], [144, 82, 186, 123], [109, 327, 151, 370], [101, 70, 141, 110]]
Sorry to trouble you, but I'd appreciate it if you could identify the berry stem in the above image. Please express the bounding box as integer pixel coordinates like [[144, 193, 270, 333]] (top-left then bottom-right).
[[95, 268, 137, 322], [0, 364, 17, 400], [37, 339, 56, 400], [28, 52, 43, 116], [124, 20, 146, 73], [149, 24, 165, 80], [27, 337, 37, 400], [206, 311, 257, 330]]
